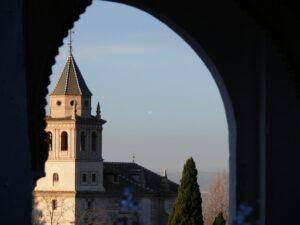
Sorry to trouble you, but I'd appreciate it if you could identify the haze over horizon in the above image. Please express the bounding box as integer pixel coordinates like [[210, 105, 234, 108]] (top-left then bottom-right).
[[46, 1, 229, 177]]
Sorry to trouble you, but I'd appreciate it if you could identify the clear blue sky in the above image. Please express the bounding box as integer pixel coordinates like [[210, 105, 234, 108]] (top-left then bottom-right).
[[47, 1, 228, 177]]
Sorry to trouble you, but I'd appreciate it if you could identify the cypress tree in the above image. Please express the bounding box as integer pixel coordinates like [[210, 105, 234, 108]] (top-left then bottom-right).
[[167, 157, 204, 225], [212, 212, 226, 225]]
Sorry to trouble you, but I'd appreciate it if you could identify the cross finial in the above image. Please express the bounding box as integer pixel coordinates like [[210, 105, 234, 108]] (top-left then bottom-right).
[[68, 29, 74, 54]]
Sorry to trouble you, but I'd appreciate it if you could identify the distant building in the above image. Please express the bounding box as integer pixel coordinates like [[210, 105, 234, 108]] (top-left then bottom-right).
[[32, 48, 178, 225]]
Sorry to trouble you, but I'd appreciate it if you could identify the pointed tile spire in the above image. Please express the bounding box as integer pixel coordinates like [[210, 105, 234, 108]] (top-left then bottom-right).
[[50, 54, 92, 96], [50, 31, 92, 96]]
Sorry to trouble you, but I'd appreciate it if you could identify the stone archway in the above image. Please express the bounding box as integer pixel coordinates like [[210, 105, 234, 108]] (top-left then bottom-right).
[[25, 1, 259, 224], [19, 1, 300, 225]]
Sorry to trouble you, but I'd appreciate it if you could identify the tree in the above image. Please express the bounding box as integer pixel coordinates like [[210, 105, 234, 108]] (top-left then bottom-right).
[[32, 196, 70, 225], [212, 212, 226, 225], [32, 195, 117, 225], [202, 171, 229, 225], [167, 157, 204, 225]]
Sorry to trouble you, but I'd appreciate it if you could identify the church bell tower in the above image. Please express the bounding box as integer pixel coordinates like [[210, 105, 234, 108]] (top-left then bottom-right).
[[34, 31, 106, 194]]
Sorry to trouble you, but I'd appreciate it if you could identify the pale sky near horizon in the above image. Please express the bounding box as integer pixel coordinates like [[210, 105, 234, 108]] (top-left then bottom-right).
[[46, 1, 229, 177]]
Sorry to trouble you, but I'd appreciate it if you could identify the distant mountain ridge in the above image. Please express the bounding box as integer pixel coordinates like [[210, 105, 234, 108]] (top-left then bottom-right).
[[166, 170, 226, 192]]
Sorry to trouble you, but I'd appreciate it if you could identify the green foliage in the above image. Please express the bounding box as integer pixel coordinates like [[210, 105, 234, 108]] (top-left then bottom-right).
[[167, 157, 204, 225], [212, 212, 226, 225]]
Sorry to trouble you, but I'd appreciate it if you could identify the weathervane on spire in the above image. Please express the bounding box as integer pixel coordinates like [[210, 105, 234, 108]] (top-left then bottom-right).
[[68, 29, 74, 54]]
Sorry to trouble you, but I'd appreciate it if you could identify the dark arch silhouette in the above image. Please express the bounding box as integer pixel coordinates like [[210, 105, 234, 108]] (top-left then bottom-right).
[[19, 1, 300, 225]]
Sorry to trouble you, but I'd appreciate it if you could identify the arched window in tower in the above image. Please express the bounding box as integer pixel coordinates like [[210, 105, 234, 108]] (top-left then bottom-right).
[[46, 132, 52, 151], [91, 131, 97, 152], [53, 173, 59, 186], [61, 131, 68, 151], [80, 132, 86, 151]]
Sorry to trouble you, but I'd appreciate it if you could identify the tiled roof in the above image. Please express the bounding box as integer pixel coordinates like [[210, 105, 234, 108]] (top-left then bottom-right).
[[103, 162, 178, 196], [50, 54, 92, 96]]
